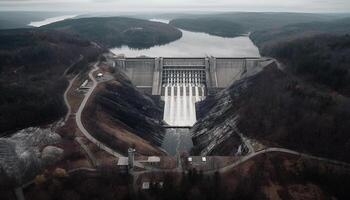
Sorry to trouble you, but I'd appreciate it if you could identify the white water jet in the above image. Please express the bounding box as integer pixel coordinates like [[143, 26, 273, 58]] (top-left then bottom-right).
[[163, 85, 169, 123], [182, 84, 187, 124], [163, 71, 204, 127], [169, 85, 175, 125], [189, 84, 195, 125], [195, 86, 200, 102], [201, 86, 205, 101]]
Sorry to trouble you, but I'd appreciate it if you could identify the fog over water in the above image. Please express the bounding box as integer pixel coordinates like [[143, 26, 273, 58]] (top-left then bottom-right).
[[28, 15, 77, 27], [110, 19, 260, 57]]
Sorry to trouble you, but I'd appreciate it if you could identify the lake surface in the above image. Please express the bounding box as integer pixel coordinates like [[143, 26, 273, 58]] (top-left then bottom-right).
[[28, 15, 77, 27], [110, 19, 260, 57]]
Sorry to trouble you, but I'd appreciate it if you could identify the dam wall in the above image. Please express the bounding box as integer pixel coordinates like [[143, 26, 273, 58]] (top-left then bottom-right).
[[114, 57, 265, 96]]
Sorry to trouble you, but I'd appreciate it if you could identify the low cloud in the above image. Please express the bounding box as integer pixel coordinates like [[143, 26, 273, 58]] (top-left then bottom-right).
[[0, 0, 349, 12]]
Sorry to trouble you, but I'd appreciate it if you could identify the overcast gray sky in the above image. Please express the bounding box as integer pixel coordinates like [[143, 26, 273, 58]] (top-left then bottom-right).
[[0, 0, 349, 12]]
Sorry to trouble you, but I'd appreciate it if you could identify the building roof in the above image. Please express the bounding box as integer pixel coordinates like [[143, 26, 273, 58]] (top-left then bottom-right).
[[117, 157, 128, 166], [148, 156, 160, 162], [139, 156, 161, 163], [142, 182, 150, 190]]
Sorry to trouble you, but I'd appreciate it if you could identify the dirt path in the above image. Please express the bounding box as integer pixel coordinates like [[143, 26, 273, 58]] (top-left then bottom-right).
[[63, 74, 78, 122]]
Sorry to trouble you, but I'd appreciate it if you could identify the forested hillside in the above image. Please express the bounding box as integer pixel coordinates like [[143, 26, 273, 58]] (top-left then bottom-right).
[[169, 12, 342, 37], [258, 34, 350, 96], [0, 29, 103, 135], [170, 18, 247, 37], [42, 17, 182, 48], [250, 17, 350, 51], [249, 17, 350, 97]]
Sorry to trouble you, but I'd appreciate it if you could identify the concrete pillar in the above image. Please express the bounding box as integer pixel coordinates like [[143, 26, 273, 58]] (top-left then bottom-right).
[[152, 57, 162, 96], [208, 57, 218, 94], [158, 57, 164, 94], [205, 57, 210, 87], [128, 148, 136, 170], [212, 57, 218, 88], [243, 59, 247, 74], [115, 59, 126, 71]]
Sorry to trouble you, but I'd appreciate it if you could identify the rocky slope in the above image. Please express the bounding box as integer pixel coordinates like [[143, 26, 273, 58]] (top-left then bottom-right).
[[0, 127, 63, 188], [192, 63, 350, 162], [191, 60, 272, 156], [83, 69, 165, 156]]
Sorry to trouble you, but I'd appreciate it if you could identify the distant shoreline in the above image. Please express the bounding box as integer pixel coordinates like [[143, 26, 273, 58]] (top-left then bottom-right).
[[28, 14, 77, 27]]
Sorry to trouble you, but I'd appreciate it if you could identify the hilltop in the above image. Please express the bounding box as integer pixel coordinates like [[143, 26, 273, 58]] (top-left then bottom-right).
[[42, 17, 182, 49], [170, 18, 247, 37], [250, 17, 350, 52], [169, 12, 343, 37]]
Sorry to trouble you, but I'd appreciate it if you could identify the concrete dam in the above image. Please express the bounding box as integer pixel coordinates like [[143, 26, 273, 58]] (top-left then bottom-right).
[[114, 57, 266, 127]]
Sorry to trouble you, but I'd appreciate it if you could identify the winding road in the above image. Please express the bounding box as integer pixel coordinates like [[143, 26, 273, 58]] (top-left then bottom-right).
[[204, 147, 350, 174], [75, 62, 124, 158]]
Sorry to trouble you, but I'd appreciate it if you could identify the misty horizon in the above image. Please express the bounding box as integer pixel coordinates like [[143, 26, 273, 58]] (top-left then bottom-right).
[[1, 0, 350, 13]]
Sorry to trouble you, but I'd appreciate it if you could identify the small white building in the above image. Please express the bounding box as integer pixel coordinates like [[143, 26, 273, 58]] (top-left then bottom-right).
[[148, 156, 161, 163], [97, 73, 103, 78], [79, 80, 89, 90], [116, 157, 129, 172], [188, 157, 192, 162], [139, 156, 161, 166], [141, 181, 164, 190], [142, 182, 150, 190], [117, 157, 128, 166]]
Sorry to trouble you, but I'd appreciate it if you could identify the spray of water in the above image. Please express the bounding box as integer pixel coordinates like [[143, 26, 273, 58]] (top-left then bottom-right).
[[163, 71, 205, 126]]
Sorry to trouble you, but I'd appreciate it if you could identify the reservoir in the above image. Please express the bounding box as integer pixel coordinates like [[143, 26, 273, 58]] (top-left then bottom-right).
[[110, 19, 260, 57]]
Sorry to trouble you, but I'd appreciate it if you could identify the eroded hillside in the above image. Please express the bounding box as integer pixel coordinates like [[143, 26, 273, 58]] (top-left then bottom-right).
[[193, 63, 350, 162], [82, 68, 165, 156]]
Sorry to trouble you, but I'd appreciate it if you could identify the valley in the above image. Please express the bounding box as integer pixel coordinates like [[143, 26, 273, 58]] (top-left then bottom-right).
[[1, 11, 350, 200]]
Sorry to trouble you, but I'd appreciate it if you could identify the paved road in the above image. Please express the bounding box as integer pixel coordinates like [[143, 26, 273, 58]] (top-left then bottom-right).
[[74, 63, 144, 168], [204, 147, 350, 174], [75, 62, 125, 158]]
